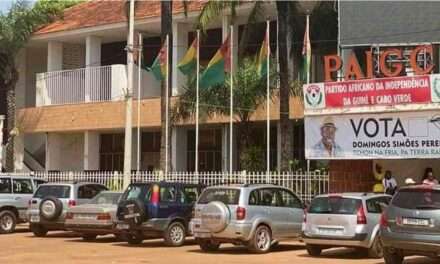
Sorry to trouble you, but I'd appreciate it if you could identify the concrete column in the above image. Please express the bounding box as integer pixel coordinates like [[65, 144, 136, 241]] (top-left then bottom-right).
[[172, 22, 189, 96], [85, 36, 102, 102], [131, 128, 138, 170], [47, 41, 63, 72], [84, 131, 100, 170], [172, 127, 187, 171], [221, 124, 229, 171]]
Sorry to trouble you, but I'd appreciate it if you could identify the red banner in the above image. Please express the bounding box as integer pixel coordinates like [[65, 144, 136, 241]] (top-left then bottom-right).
[[324, 75, 431, 108], [303, 74, 440, 110]]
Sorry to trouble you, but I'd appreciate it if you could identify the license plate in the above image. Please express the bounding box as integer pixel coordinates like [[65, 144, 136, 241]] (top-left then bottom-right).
[[402, 218, 430, 226], [116, 223, 130, 230], [75, 214, 94, 220], [30, 215, 40, 223], [318, 228, 343, 235]]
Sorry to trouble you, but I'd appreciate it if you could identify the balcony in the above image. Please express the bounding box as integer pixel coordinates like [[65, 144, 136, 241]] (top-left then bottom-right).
[[36, 64, 160, 106]]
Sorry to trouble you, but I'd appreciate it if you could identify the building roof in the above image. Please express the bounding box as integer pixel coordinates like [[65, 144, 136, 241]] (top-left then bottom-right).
[[35, 0, 205, 35]]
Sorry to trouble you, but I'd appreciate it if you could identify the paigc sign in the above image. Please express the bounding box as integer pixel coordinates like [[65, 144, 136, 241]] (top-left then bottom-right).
[[324, 45, 434, 82]]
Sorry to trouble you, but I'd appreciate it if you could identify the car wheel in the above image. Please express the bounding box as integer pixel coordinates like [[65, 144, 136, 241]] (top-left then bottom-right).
[[30, 224, 48, 237], [306, 244, 322, 256], [383, 247, 404, 264], [164, 221, 186, 247], [368, 235, 384, 258], [197, 238, 220, 252], [0, 210, 17, 234], [248, 225, 272, 254], [126, 233, 144, 245], [82, 234, 98, 241]]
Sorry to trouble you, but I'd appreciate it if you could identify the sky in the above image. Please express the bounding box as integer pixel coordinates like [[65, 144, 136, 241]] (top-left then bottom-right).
[[0, 0, 13, 13]]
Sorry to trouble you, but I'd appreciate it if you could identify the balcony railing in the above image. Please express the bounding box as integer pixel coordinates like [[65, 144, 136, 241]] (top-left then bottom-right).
[[35, 64, 161, 107]]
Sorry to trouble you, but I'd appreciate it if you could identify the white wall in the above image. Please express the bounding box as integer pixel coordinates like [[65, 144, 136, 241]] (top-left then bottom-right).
[[26, 47, 47, 107], [46, 133, 84, 171]]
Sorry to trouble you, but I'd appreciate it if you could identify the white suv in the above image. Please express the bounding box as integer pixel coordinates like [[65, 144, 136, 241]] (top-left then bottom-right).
[[27, 182, 107, 237], [0, 175, 46, 234], [190, 184, 305, 253]]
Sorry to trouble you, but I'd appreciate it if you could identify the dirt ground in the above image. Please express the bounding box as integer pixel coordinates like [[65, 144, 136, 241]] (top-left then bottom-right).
[[0, 226, 436, 264]]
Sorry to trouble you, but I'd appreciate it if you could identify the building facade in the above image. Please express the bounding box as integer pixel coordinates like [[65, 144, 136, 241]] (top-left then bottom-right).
[[14, 1, 326, 173]]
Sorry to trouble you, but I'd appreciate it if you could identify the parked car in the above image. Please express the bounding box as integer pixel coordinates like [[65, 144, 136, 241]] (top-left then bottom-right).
[[65, 191, 123, 240], [190, 184, 305, 254], [27, 182, 108, 237], [302, 193, 391, 258], [115, 182, 203, 246], [381, 185, 440, 264], [0, 175, 46, 234]]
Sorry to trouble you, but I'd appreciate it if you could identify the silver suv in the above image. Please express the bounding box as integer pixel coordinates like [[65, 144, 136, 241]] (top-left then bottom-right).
[[302, 193, 391, 258], [0, 175, 46, 234], [190, 184, 304, 253], [381, 185, 440, 264], [27, 182, 107, 237]]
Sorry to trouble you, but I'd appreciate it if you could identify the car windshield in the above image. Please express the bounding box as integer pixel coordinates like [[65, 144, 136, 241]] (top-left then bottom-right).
[[392, 188, 440, 210], [34, 185, 71, 199], [90, 192, 122, 205], [309, 197, 362, 214], [121, 184, 149, 201], [198, 188, 240, 205]]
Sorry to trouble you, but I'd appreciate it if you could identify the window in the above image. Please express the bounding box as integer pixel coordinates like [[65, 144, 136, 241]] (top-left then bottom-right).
[[181, 187, 199, 204], [91, 192, 122, 205], [198, 189, 240, 205], [100, 133, 124, 171], [78, 185, 104, 199], [277, 189, 303, 208], [160, 186, 176, 203], [0, 178, 11, 194], [366, 197, 391, 214], [12, 179, 33, 194], [121, 184, 148, 201], [248, 189, 279, 207], [249, 190, 259, 205], [392, 189, 440, 210], [309, 197, 362, 215], [34, 185, 70, 199]]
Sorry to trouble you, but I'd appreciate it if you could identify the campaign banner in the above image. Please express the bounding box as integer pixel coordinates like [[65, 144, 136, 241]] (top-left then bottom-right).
[[305, 111, 440, 159], [303, 74, 440, 110]]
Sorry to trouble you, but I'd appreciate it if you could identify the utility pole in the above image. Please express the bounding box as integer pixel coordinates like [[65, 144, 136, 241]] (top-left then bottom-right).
[[123, 0, 135, 189]]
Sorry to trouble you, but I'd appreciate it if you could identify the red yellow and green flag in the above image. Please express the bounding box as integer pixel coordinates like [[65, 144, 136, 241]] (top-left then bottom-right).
[[257, 26, 270, 77], [178, 37, 198, 75], [200, 35, 231, 88], [149, 40, 168, 81]]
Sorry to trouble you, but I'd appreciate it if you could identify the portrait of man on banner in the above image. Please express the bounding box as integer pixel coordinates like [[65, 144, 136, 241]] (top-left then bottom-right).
[[312, 117, 343, 157]]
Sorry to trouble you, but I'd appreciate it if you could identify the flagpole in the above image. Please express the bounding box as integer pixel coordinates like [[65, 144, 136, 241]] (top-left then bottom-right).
[[195, 30, 200, 173], [306, 14, 311, 176], [137, 33, 142, 172], [266, 20, 270, 174], [229, 25, 233, 174], [165, 34, 170, 177]]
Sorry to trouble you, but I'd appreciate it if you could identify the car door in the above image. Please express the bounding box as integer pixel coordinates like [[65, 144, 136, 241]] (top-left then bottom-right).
[[258, 188, 285, 238], [0, 177, 13, 201], [275, 188, 304, 238], [12, 178, 34, 220], [157, 184, 180, 219], [179, 186, 200, 221]]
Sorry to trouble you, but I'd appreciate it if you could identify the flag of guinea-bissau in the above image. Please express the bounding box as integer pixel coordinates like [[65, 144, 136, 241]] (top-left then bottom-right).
[[149, 41, 168, 81], [257, 26, 269, 77], [178, 37, 198, 75], [199, 35, 231, 88]]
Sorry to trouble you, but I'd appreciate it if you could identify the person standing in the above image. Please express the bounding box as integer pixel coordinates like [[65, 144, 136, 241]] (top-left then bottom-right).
[[382, 170, 398, 195], [422, 168, 438, 185]]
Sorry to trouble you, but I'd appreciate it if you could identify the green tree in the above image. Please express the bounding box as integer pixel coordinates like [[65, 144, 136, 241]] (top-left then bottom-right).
[[0, 0, 78, 171], [173, 57, 278, 171], [196, 0, 337, 171]]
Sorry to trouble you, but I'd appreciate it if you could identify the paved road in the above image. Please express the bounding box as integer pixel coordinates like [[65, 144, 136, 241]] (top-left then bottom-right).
[[0, 226, 436, 264]]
